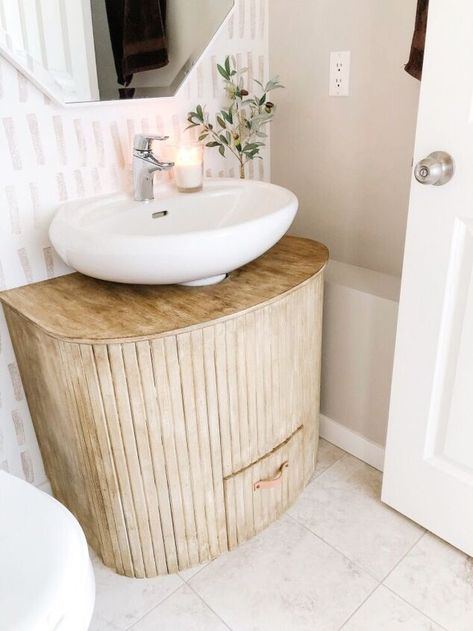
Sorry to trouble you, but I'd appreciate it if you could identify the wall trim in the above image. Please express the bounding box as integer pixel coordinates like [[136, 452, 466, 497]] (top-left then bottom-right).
[[320, 414, 385, 472]]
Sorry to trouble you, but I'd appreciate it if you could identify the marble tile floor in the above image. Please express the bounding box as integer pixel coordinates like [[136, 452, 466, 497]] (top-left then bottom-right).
[[90, 439, 473, 631]]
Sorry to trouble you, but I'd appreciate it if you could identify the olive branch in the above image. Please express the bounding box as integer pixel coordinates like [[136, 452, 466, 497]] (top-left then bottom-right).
[[186, 56, 284, 178]]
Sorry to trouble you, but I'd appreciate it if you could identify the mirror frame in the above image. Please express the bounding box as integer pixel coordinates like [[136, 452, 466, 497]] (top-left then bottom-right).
[[0, 1, 234, 107]]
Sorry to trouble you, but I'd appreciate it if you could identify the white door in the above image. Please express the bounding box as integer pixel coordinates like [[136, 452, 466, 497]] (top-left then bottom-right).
[[382, 0, 473, 556]]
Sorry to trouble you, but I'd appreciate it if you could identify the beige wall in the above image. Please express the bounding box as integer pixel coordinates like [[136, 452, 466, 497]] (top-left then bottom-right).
[[322, 261, 400, 450], [270, 0, 420, 276]]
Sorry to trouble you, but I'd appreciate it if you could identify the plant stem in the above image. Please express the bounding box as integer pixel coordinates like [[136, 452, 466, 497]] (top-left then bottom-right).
[[240, 161, 245, 179], [206, 125, 241, 162]]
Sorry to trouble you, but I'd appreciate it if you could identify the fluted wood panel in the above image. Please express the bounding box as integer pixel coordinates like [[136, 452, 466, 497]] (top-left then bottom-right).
[[224, 427, 304, 548], [213, 279, 322, 478], [2, 242, 326, 577]]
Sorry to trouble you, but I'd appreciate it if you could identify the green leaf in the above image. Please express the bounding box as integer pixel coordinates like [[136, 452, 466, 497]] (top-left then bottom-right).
[[221, 109, 233, 125], [217, 116, 226, 129], [206, 141, 221, 148], [198, 133, 209, 141], [224, 56, 231, 75], [217, 64, 229, 80], [243, 143, 260, 151], [259, 93, 267, 106], [196, 104, 204, 120], [219, 144, 226, 157], [219, 134, 229, 145], [265, 77, 285, 92], [244, 147, 260, 159]]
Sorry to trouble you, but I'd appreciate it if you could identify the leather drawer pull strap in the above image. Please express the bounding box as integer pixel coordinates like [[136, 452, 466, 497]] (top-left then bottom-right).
[[254, 461, 289, 490]]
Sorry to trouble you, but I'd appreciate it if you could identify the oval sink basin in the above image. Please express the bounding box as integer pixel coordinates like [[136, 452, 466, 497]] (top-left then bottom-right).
[[49, 179, 298, 285]]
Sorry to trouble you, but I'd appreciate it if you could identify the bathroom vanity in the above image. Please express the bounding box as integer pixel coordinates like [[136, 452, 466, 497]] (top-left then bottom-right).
[[0, 236, 328, 578]]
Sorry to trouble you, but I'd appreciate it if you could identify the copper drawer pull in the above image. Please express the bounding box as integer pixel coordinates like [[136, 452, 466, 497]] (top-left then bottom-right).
[[254, 461, 289, 490]]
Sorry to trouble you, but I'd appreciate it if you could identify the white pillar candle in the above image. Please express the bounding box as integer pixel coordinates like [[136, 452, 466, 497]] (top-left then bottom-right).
[[174, 144, 204, 192]]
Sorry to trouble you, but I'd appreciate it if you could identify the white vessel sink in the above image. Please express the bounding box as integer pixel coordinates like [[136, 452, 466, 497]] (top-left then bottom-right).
[[49, 179, 298, 285]]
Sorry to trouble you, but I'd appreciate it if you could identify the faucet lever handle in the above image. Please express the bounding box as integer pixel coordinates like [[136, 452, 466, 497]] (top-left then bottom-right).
[[133, 134, 169, 152]]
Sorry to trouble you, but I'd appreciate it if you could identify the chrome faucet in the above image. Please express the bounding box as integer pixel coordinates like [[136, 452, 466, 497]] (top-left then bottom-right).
[[133, 134, 174, 201]]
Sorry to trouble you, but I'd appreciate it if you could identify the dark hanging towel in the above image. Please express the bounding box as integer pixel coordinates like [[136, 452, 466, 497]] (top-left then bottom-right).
[[105, 0, 169, 87], [405, 0, 429, 80]]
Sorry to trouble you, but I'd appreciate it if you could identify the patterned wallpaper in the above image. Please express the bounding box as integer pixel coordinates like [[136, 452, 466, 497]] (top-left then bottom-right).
[[0, 0, 269, 488]]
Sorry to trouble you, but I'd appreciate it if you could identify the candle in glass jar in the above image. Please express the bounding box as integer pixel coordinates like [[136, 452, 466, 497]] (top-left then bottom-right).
[[174, 144, 204, 192]]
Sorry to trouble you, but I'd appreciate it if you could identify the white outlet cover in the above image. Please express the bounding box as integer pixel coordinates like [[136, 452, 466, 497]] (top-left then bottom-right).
[[329, 51, 351, 97]]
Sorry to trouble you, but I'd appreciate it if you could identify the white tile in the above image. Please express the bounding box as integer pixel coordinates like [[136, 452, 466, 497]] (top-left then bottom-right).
[[178, 560, 211, 582], [385, 533, 473, 631], [89, 555, 183, 631], [189, 515, 377, 631], [289, 455, 424, 580], [342, 586, 444, 630], [132, 584, 229, 630], [313, 438, 346, 478]]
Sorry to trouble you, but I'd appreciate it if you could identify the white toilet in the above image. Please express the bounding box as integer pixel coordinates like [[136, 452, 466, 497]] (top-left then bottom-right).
[[0, 471, 95, 631]]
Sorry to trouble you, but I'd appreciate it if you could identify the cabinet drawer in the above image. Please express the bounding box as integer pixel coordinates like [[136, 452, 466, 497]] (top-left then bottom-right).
[[224, 427, 304, 548]]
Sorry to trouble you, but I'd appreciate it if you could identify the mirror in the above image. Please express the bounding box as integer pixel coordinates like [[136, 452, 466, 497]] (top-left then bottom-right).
[[0, 0, 234, 104]]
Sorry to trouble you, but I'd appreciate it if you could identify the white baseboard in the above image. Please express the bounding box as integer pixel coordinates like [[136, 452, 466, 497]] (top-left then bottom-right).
[[320, 414, 385, 472]]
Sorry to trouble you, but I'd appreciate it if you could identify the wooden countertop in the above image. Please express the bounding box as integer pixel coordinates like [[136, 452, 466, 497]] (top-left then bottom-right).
[[0, 236, 328, 344]]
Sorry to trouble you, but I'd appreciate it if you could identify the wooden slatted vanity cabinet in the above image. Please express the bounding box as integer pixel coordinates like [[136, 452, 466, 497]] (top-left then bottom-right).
[[0, 236, 328, 578]]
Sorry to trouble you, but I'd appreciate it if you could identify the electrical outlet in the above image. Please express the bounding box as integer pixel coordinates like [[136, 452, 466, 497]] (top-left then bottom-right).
[[329, 51, 351, 97]]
